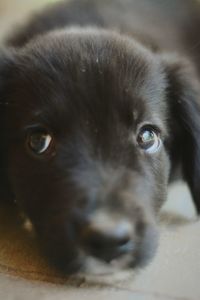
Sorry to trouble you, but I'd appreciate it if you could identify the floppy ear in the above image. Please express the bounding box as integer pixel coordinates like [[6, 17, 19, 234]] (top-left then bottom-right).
[[162, 54, 200, 213]]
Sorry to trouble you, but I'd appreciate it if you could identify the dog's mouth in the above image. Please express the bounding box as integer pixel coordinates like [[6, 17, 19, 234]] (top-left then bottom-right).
[[44, 232, 158, 276], [80, 252, 136, 276], [22, 214, 159, 275], [51, 248, 137, 276], [81, 227, 158, 276], [40, 239, 138, 275]]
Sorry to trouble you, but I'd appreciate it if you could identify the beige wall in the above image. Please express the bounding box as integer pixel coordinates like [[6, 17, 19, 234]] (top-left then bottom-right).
[[0, 0, 57, 41]]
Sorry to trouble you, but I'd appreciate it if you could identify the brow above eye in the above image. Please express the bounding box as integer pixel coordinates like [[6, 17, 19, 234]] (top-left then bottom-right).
[[23, 124, 44, 132], [21, 124, 52, 142], [23, 123, 52, 134]]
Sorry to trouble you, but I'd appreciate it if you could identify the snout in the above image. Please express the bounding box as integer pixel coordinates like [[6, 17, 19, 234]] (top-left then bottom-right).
[[34, 208, 158, 274], [81, 215, 134, 262], [31, 167, 161, 273], [77, 211, 158, 269]]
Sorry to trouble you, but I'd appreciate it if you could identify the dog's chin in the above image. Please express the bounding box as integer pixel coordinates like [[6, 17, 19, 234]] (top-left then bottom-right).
[[50, 233, 159, 278], [83, 253, 136, 275], [22, 219, 158, 276], [51, 251, 136, 278], [79, 224, 159, 277], [47, 248, 155, 277], [22, 216, 159, 276]]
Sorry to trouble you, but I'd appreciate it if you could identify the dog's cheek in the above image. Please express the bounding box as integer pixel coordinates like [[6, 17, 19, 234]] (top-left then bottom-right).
[[150, 149, 170, 212], [6, 143, 54, 208], [134, 222, 159, 268], [131, 160, 168, 268]]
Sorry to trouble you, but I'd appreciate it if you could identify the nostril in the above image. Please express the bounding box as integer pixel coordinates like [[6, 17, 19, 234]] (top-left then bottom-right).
[[87, 233, 106, 250], [88, 233, 131, 249], [117, 235, 130, 247]]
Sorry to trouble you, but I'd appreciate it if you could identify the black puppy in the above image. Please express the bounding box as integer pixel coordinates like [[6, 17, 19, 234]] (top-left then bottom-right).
[[1, 0, 200, 273]]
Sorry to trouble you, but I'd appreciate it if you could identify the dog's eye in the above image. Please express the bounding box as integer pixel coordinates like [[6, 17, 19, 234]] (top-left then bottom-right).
[[137, 126, 161, 154], [27, 131, 52, 155]]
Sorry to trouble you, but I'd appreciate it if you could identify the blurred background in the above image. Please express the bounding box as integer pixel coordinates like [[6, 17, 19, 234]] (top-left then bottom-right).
[[0, 0, 59, 41]]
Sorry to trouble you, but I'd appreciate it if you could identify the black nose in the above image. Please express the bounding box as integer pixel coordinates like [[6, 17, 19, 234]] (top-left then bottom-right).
[[82, 221, 133, 262]]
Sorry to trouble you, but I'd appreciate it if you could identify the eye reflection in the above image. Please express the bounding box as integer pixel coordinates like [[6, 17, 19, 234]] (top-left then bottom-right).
[[27, 130, 52, 155], [137, 126, 162, 154]]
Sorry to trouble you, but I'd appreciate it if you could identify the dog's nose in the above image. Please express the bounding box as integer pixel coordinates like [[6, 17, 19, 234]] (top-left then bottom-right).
[[82, 218, 133, 262]]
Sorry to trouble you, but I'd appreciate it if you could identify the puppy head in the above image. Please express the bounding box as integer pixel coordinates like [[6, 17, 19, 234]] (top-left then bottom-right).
[[0, 29, 198, 273]]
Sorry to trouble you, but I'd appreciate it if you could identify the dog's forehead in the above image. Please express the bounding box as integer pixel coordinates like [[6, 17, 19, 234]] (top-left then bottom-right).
[[9, 30, 166, 130]]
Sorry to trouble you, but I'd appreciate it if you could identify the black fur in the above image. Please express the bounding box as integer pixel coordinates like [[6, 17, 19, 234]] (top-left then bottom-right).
[[1, 0, 200, 273]]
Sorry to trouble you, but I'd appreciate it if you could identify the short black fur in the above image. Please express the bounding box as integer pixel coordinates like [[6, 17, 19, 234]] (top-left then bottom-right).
[[0, 0, 200, 273]]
